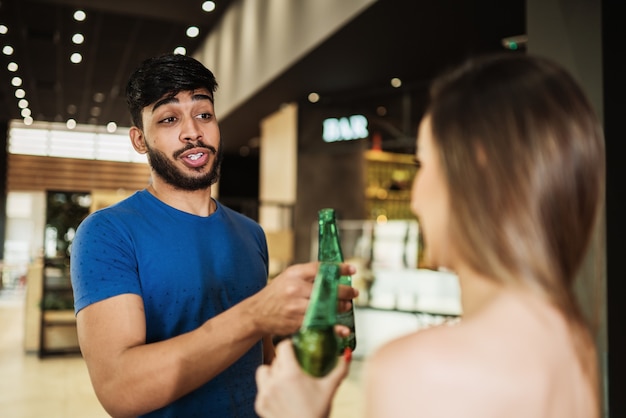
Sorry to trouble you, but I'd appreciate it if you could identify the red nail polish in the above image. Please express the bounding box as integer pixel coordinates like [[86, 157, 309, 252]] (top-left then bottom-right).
[[343, 347, 352, 362]]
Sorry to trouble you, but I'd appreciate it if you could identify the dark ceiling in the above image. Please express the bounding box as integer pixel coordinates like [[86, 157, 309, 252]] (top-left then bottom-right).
[[0, 0, 235, 128], [220, 0, 526, 155], [0, 0, 525, 155]]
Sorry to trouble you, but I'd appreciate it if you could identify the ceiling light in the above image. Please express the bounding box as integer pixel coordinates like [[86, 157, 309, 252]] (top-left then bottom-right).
[[391, 77, 402, 88], [7, 62, 18, 71], [66, 119, 77, 129], [72, 33, 84, 44], [174, 46, 187, 55], [18, 99, 29, 109], [248, 137, 260, 148], [11, 76, 22, 87], [15, 89, 25, 99], [21, 108, 31, 117], [2, 45, 14, 55], [70, 52, 82, 63], [106, 122, 117, 133], [24, 116, 33, 126], [186, 26, 200, 38], [0, 25, 8, 35], [202, 1, 216, 12], [308, 92, 320, 103], [93, 92, 105, 103], [73, 10, 86, 22]]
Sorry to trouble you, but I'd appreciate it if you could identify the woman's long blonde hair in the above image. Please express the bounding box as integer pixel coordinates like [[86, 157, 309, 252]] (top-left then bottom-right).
[[427, 53, 605, 409]]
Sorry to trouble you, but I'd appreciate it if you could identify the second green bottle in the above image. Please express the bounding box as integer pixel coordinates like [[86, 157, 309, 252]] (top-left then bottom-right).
[[317, 208, 357, 352], [292, 262, 341, 377]]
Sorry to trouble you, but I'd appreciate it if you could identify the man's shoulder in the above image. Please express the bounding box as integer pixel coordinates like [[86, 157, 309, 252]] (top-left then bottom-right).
[[217, 202, 261, 227], [88, 190, 145, 217], [78, 191, 145, 231]]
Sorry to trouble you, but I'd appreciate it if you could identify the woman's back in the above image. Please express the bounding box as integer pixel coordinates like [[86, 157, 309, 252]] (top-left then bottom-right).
[[364, 287, 598, 418]]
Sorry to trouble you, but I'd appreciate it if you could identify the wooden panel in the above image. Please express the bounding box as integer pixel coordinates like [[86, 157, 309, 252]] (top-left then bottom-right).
[[6, 154, 152, 192]]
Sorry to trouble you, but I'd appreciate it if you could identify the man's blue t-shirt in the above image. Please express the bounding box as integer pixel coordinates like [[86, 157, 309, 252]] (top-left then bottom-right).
[[71, 190, 269, 417]]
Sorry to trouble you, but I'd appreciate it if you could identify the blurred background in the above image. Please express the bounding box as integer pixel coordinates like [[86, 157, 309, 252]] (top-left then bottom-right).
[[0, 1, 622, 417]]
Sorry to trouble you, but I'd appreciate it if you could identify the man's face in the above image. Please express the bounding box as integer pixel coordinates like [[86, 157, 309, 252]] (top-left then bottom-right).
[[136, 89, 222, 191]]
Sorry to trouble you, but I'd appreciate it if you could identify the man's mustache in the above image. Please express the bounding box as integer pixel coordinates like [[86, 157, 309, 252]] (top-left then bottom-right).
[[173, 142, 217, 158]]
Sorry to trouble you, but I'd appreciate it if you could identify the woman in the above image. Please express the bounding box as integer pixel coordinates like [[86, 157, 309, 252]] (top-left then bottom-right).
[[255, 53, 605, 418]]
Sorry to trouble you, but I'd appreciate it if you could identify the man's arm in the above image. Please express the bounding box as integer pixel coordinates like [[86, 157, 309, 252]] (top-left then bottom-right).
[[77, 262, 357, 417]]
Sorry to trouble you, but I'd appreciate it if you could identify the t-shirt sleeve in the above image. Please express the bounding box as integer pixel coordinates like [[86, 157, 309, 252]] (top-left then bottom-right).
[[70, 210, 142, 314], [255, 223, 269, 276]]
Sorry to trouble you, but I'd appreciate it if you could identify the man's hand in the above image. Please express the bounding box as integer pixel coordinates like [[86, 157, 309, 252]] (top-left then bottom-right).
[[251, 262, 357, 337]]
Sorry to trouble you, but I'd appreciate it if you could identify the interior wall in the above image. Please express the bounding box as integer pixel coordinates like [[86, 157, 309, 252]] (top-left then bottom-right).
[[294, 103, 368, 263], [194, 0, 377, 119], [259, 103, 298, 276], [6, 155, 151, 192], [259, 103, 298, 210]]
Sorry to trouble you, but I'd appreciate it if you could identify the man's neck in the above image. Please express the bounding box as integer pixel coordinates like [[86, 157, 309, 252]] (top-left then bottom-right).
[[147, 181, 215, 217]]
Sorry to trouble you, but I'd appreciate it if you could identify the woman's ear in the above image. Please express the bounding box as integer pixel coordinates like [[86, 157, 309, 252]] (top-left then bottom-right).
[[130, 127, 147, 153]]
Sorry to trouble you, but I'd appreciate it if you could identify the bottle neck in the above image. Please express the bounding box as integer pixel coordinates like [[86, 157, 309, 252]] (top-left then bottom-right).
[[318, 215, 344, 262]]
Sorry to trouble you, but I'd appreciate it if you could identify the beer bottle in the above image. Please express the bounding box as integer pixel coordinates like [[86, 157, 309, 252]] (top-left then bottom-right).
[[317, 208, 356, 352], [292, 262, 340, 377]]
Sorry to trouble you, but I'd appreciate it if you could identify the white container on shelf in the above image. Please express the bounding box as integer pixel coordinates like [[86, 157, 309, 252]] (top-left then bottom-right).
[[369, 268, 462, 316], [354, 268, 462, 359]]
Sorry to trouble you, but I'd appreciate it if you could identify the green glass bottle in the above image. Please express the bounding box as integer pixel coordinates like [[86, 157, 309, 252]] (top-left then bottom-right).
[[317, 208, 357, 352], [292, 262, 340, 377]]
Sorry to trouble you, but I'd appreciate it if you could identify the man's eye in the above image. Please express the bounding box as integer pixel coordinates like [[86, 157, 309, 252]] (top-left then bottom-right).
[[160, 116, 176, 123], [197, 113, 213, 120]]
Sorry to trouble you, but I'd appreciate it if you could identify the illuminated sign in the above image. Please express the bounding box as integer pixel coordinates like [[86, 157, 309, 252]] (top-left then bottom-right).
[[322, 115, 368, 142]]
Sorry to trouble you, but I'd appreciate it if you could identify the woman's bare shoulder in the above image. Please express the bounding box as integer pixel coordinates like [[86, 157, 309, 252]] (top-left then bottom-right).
[[362, 293, 598, 418], [367, 321, 475, 382], [363, 324, 482, 417]]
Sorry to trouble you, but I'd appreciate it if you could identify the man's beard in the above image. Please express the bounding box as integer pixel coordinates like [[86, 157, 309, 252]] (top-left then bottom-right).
[[145, 140, 223, 191]]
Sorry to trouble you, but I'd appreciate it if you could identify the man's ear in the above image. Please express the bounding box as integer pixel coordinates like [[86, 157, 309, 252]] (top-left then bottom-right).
[[130, 126, 147, 153]]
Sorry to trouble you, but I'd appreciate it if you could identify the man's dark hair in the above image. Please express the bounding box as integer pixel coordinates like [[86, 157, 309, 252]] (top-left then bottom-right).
[[125, 53, 218, 129]]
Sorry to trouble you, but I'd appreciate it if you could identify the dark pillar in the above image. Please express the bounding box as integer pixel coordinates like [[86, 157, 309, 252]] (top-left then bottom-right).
[[0, 121, 8, 261], [604, 0, 626, 415]]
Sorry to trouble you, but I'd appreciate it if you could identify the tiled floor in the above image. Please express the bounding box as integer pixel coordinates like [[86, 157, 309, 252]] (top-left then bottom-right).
[[0, 287, 110, 418], [0, 286, 365, 418]]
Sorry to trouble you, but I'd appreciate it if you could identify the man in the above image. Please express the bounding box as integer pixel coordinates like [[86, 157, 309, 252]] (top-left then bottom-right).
[[70, 53, 356, 418]]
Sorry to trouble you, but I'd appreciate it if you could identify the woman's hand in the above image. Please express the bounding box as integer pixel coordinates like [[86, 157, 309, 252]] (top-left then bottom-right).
[[255, 339, 352, 418]]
